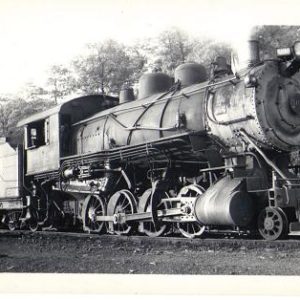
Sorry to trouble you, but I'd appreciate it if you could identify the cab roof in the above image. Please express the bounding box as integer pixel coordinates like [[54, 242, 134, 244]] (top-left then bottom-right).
[[17, 94, 118, 127]]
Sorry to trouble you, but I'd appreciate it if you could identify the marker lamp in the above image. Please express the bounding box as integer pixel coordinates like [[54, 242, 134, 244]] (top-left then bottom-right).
[[244, 74, 257, 88], [276, 47, 292, 58]]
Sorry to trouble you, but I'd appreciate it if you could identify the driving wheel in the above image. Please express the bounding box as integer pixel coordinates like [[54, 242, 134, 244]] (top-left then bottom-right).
[[82, 194, 106, 233], [107, 190, 137, 235], [176, 184, 206, 238], [139, 188, 170, 237]]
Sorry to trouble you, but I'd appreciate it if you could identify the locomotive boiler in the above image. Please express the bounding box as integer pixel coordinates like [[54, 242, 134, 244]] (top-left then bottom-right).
[[2, 39, 300, 241]]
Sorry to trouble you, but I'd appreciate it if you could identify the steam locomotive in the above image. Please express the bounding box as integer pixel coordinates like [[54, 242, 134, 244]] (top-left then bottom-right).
[[2, 40, 300, 240]]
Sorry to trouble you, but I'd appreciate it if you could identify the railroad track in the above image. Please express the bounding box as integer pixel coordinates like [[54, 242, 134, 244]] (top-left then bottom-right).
[[1, 229, 300, 250]]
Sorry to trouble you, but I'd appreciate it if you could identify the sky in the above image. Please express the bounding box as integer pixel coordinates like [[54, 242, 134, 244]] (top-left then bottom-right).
[[0, 0, 300, 95]]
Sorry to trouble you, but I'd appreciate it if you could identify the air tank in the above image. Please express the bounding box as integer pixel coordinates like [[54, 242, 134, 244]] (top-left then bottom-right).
[[174, 63, 207, 87], [138, 72, 172, 99]]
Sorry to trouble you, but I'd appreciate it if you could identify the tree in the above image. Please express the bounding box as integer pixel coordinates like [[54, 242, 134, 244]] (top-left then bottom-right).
[[0, 97, 28, 144], [47, 65, 76, 104], [187, 39, 232, 70], [138, 28, 232, 76], [124, 46, 147, 83], [151, 28, 195, 74], [0, 95, 56, 145], [21, 82, 49, 102], [72, 39, 146, 95], [0, 97, 13, 137]]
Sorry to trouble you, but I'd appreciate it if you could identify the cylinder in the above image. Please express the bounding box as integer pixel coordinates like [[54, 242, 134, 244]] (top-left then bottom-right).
[[174, 63, 207, 87], [138, 72, 172, 99], [194, 177, 254, 227]]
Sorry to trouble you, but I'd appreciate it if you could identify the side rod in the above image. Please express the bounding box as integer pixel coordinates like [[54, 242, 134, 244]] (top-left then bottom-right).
[[96, 208, 182, 224]]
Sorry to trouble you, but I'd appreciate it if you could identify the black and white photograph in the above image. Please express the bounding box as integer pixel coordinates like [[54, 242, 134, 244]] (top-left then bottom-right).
[[1, 0, 300, 296]]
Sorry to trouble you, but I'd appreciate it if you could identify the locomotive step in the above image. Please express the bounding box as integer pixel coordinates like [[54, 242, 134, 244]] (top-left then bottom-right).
[[289, 222, 300, 233]]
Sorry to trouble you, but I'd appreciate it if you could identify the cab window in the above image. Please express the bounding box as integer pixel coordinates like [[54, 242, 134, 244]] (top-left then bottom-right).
[[26, 119, 49, 149]]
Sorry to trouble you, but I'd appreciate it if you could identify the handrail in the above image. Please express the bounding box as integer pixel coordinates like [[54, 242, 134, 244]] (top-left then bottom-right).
[[239, 130, 292, 186]]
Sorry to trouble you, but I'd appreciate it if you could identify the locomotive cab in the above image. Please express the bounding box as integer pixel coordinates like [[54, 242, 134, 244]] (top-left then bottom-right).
[[17, 94, 118, 176]]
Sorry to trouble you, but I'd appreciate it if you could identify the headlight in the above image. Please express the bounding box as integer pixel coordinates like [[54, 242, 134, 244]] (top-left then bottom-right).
[[293, 41, 300, 59]]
